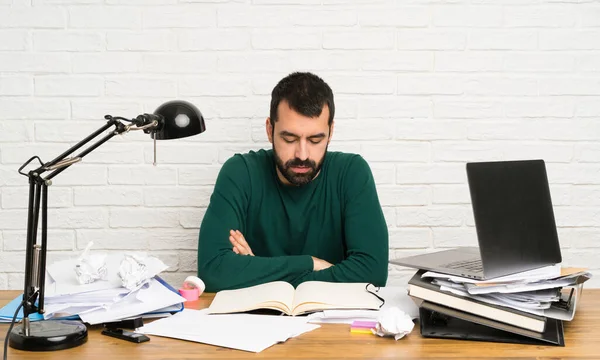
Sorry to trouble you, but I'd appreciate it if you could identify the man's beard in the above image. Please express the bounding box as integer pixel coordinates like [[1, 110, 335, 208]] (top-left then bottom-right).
[[273, 145, 327, 186]]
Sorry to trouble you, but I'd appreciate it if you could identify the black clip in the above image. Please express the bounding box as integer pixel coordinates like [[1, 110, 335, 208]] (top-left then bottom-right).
[[553, 288, 575, 310]]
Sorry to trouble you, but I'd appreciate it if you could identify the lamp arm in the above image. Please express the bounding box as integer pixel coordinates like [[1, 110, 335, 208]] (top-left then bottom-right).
[[18, 117, 135, 322], [21, 179, 41, 323], [35, 183, 49, 316], [45, 126, 121, 181]]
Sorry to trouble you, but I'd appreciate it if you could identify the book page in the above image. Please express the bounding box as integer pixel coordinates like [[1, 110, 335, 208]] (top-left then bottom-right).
[[291, 282, 382, 315], [207, 281, 295, 315]]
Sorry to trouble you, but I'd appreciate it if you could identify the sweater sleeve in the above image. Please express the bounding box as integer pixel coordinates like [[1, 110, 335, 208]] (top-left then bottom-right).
[[290, 155, 389, 287], [197, 155, 313, 292]]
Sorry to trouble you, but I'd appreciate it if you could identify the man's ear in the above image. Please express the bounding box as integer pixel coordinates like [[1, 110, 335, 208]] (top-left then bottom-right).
[[328, 121, 335, 144], [266, 117, 273, 144]]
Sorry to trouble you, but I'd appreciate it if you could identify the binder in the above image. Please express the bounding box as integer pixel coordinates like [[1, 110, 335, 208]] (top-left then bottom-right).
[[418, 300, 565, 346], [143, 276, 185, 316], [0, 296, 45, 323], [408, 270, 547, 332]]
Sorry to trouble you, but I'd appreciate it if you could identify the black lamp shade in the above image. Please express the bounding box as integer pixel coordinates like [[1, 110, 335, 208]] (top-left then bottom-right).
[[153, 100, 206, 140]]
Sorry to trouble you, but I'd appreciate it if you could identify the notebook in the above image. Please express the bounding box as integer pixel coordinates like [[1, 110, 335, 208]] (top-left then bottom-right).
[[207, 281, 383, 316]]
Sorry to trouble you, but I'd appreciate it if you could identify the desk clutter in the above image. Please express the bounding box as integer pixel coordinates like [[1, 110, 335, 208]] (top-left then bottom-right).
[[137, 309, 321, 352], [0, 248, 187, 325], [4, 261, 590, 352], [9, 242, 588, 352], [406, 264, 591, 346], [133, 282, 419, 352], [1, 249, 590, 353], [0, 244, 420, 353]]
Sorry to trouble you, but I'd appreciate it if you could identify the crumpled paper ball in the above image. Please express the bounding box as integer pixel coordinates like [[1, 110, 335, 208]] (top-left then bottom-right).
[[372, 306, 415, 340], [74, 241, 108, 285], [118, 254, 149, 290]]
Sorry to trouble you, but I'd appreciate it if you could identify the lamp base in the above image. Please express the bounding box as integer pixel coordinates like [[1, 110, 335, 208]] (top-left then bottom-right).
[[9, 319, 88, 351]]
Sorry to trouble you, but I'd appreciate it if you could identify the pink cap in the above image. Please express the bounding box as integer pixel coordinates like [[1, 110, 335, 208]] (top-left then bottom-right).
[[179, 287, 199, 301]]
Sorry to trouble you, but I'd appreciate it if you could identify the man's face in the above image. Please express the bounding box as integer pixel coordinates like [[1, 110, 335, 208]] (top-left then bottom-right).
[[266, 100, 334, 186]]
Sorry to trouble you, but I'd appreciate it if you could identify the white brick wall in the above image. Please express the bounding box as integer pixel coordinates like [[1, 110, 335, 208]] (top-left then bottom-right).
[[1, 1, 599, 291]]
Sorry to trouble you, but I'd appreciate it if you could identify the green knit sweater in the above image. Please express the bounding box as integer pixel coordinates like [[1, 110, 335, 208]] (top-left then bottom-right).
[[197, 149, 388, 292]]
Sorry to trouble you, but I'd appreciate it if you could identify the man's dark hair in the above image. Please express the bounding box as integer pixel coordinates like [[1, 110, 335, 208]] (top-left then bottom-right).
[[269, 72, 335, 128]]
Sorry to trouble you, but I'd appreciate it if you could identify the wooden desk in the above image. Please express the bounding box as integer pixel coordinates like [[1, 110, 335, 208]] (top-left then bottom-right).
[[1, 289, 599, 359]]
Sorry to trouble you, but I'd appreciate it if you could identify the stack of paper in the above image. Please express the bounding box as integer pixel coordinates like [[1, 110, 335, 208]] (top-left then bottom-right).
[[307, 286, 419, 325], [137, 309, 320, 353], [0, 253, 186, 325], [420, 266, 591, 322], [404, 266, 593, 346], [78, 277, 185, 325]]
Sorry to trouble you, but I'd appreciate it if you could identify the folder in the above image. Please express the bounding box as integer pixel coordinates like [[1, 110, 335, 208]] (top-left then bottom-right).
[[418, 301, 565, 346], [0, 296, 46, 323], [408, 270, 547, 332]]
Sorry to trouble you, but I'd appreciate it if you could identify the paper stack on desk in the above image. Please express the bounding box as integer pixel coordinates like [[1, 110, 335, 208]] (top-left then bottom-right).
[[418, 266, 591, 321], [306, 286, 419, 324], [0, 253, 186, 325], [136, 309, 320, 352], [407, 265, 592, 346]]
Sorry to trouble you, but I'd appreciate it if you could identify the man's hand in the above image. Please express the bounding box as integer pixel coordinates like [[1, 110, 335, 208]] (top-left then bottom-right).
[[228, 230, 333, 272], [229, 230, 254, 256], [312, 257, 333, 271]]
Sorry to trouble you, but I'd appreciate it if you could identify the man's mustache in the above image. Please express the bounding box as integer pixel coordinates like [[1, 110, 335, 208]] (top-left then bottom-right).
[[285, 158, 316, 169]]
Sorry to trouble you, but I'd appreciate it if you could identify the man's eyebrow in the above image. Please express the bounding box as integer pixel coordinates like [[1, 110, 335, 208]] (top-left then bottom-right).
[[279, 130, 299, 138], [279, 131, 327, 139]]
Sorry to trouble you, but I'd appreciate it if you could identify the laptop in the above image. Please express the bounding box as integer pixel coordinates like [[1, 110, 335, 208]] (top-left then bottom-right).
[[390, 159, 562, 280]]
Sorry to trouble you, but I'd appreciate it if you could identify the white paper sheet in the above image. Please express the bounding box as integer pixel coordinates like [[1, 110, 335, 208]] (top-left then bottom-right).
[[44, 304, 106, 320], [307, 309, 378, 324], [435, 282, 583, 320], [137, 309, 320, 353], [46, 258, 123, 296], [464, 272, 591, 294], [44, 287, 130, 305], [306, 286, 419, 324], [79, 278, 185, 325], [432, 279, 560, 302], [422, 264, 561, 284], [46, 253, 168, 296], [378, 286, 419, 319], [439, 285, 552, 310]]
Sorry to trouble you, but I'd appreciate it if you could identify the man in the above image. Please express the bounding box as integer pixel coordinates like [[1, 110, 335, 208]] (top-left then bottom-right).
[[197, 72, 388, 292]]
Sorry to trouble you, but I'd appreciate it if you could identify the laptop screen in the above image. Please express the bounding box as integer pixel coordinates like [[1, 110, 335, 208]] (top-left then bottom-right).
[[466, 159, 562, 279]]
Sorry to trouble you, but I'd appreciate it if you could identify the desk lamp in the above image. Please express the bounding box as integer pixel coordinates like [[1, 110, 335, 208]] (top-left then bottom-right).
[[6, 100, 205, 352]]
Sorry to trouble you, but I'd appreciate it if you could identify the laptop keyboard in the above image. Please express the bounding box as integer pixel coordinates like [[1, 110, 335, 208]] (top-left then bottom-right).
[[441, 258, 484, 273]]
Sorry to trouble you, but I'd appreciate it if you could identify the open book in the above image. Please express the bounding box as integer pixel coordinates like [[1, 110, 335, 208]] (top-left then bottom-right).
[[207, 281, 383, 316]]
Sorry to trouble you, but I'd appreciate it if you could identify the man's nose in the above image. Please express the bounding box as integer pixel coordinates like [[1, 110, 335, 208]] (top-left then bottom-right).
[[295, 141, 308, 161]]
